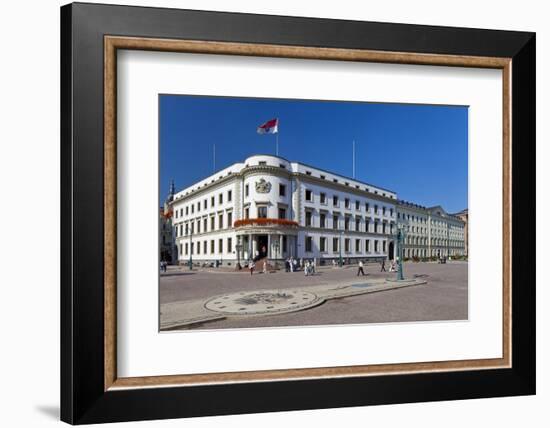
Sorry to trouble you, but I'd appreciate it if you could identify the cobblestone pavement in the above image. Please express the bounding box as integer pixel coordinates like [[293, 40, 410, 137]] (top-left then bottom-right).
[[159, 261, 468, 330]]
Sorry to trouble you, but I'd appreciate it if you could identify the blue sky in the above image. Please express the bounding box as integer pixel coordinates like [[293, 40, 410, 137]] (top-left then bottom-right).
[[160, 95, 468, 213]]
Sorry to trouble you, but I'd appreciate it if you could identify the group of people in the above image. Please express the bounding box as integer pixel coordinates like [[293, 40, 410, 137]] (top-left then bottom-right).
[[355, 259, 398, 276], [283, 257, 317, 276], [159, 260, 168, 273]]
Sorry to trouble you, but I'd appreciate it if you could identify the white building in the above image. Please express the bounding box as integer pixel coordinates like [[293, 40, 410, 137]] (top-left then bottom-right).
[[169, 154, 400, 267], [397, 201, 466, 259]]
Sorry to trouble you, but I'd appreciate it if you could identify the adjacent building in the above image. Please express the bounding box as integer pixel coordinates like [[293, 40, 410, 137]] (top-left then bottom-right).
[[397, 201, 467, 259], [166, 154, 466, 267]]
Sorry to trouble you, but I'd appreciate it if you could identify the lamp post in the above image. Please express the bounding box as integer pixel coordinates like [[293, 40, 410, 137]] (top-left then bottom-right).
[[236, 236, 243, 270], [396, 224, 405, 281]]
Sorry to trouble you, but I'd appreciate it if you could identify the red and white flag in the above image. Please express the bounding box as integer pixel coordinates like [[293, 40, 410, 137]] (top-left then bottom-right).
[[257, 118, 279, 134]]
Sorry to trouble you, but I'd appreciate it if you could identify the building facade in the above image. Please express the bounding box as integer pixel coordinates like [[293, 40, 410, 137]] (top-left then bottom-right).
[[453, 208, 468, 256], [169, 155, 400, 267], [168, 155, 466, 267], [397, 201, 467, 259]]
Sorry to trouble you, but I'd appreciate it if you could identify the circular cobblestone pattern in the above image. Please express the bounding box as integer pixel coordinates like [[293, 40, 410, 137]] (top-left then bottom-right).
[[204, 289, 322, 316]]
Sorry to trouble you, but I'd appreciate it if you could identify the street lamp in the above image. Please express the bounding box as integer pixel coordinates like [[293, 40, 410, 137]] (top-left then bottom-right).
[[236, 236, 243, 270], [396, 224, 405, 281]]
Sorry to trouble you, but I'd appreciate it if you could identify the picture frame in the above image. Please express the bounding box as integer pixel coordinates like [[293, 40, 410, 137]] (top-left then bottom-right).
[[61, 2, 535, 424]]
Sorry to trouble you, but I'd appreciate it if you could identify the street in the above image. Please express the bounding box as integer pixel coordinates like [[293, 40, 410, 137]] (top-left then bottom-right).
[[160, 261, 468, 330]]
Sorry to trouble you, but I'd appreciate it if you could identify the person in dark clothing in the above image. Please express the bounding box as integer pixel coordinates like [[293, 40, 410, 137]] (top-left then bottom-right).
[[380, 259, 386, 272]]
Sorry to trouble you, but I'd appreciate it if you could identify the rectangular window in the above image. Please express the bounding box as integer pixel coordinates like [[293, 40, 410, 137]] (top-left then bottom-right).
[[365, 203, 369, 212], [185, 206, 189, 215], [219, 214, 223, 229], [245, 184, 249, 197], [191, 242, 194, 255], [382, 222, 386, 234], [227, 238, 232, 253], [210, 216, 215, 230], [390, 208, 394, 217], [204, 199, 207, 210], [244, 207, 250, 219], [344, 216, 350, 231], [374, 205, 379, 214], [355, 200, 360, 210], [355, 239, 361, 252], [305, 189, 312, 201], [383, 241, 387, 252], [305, 236, 312, 252], [279, 184, 286, 197], [211, 196, 215, 207], [259, 161, 267, 165], [175, 210, 179, 219], [197, 221, 201, 234], [383, 206, 386, 215], [203, 218, 207, 232], [333, 237, 339, 253], [320, 213, 326, 228], [227, 212, 233, 227], [320, 192, 326, 204], [345, 198, 350, 209], [345, 238, 350, 252], [333, 214, 339, 229], [185, 242, 188, 255], [227, 190, 232, 202], [257, 206, 267, 218], [366, 239, 370, 252], [305, 211, 312, 227], [333, 195, 338, 206], [219, 239, 223, 253], [355, 218, 361, 232], [219, 193, 223, 204], [375, 240, 379, 252], [197, 241, 200, 254], [203, 240, 207, 254], [320, 237, 326, 252], [374, 220, 378, 233], [191, 205, 194, 214], [278, 207, 286, 219], [197, 202, 200, 212], [210, 240, 214, 254]]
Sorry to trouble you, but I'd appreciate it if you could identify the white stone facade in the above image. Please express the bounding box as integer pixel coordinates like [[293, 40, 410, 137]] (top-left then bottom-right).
[[397, 202, 466, 259], [169, 155, 400, 267]]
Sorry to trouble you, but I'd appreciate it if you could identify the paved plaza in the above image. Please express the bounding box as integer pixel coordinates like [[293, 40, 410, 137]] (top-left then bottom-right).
[[159, 261, 468, 331]]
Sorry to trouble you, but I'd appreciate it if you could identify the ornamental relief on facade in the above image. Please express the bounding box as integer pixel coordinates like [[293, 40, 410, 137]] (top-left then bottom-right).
[[255, 178, 271, 193]]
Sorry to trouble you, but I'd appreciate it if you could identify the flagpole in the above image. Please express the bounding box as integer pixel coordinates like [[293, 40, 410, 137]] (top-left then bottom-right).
[[276, 132, 279, 156], [213, 143, 216, 172], [352, 140, 356, 179]]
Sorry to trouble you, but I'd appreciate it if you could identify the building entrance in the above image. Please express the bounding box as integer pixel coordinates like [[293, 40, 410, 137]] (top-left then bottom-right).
[[257, 235, 268, 259], [388, 241, 394, 260]]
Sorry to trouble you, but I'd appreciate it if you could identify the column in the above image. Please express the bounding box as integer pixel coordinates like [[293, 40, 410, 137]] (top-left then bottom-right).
[[267, 234, 272, 259], [252, 235, 257, 258], [279, 235, 284, 260]]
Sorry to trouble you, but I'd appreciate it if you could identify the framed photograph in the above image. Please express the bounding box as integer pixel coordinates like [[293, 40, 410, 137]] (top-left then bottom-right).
[[61, 2, 535, 424]]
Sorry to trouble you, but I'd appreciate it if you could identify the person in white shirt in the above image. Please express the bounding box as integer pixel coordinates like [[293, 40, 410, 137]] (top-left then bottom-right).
[[357, 260, 365, 276]]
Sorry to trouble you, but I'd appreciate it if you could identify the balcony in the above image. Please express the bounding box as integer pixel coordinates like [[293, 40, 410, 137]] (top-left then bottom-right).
[[233, 218, 299, 228]]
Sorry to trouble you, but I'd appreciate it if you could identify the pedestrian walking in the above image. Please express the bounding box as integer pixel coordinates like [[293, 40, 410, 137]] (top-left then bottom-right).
[[248, 260, 255, 275], [263, 260, 267, 274], [357, 260, 365, 276], [304, 260, 310, 276], [380, 259, 386, 272], [289, 257, 294, 272], [285, 258, 290, 272]]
